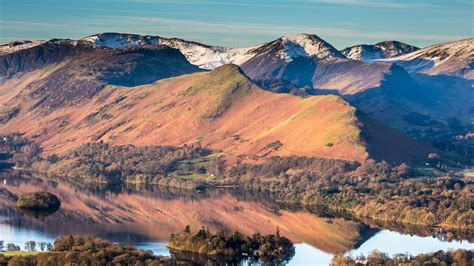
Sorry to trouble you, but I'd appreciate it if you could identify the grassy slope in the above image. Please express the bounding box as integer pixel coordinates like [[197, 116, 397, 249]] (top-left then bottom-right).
[[1, 64, 378, 163]]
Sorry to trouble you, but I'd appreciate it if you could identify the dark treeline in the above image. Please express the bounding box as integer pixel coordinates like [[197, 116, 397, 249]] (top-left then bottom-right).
[[221, 157, 473, 229], [15, 192, 60, 211], [168, 226, 294, 264], [403, 113, 474, 163], [331, 249, 473, 266], [226, 157, 474, 229]]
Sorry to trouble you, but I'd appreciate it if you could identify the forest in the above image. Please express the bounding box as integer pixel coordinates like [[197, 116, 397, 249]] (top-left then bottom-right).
[[168, 226, 294, 263], [222, 157, 473, 229]]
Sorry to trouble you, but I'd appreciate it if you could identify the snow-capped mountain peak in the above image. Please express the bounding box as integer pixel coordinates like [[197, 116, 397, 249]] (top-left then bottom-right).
[[80, 32, 261, 70], [341, 44, 382, 62], [278, 33, 345, 62], [388, 38, 473, 63], [81, 33, 161, 48], [341, 41, 419, 62], [385, 37, 474, 78], [79, 32, 345, 68], [160, 38, 261, 70], [374, 41, 419, 58]]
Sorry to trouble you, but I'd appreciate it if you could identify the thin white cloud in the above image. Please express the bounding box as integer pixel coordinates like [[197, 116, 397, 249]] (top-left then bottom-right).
[[98, 0, 293, 8], [305, 0, 432, 9], [1, 15, 467, 48], [92, 15, 463, 43]]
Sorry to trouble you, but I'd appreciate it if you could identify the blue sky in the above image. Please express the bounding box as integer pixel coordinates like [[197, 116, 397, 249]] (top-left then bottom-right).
[[0, 0, 472, 49]]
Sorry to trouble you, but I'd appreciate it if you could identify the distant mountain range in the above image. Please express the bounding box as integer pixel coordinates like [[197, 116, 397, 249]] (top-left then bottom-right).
[[386, 38, 474, 79], [0, 33, 472, 165], [2, 33, 472, 79], [341, 41, 419, 62]]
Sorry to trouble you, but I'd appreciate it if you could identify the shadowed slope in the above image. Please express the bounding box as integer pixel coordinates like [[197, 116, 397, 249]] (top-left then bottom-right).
[[0, 40, 201, 113]]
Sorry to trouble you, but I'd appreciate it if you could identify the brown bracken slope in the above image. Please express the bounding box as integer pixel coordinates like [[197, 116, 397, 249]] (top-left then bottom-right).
[[0, 62, 431, 164]]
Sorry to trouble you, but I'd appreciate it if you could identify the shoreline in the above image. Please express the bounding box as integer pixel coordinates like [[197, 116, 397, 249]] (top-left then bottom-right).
[[3, 167, 473, 232]]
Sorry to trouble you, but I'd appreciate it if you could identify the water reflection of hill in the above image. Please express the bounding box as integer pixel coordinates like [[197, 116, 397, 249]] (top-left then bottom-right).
[[0, 170, 373, 254], [355, 217, 474, 243], [0, 170, 471, 254]]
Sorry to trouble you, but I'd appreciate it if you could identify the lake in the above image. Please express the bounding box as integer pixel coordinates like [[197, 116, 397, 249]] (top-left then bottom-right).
[[0, 170, 472, 265]]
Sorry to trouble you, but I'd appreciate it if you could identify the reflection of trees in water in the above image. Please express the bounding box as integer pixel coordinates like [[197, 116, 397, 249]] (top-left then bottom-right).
[[15, 206, 59, 219], [170, 249, 295, 265], [4, 170, 283, 205], [2, 170, 472, 245], [0, 152, 14, 170], [303, 204, 473, 244], [0, 170, 46, 187], [0, 162, 14, 170], [356, 217, 474, 243], [2, 212, 161, 245]]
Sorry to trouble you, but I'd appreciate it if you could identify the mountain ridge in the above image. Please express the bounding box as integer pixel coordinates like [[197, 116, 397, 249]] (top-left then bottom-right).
[[3, 32, 471, 76], [341, 41, 419, 62], [0, 63, 432, 164], [4, 32, 471, 163], [386, 37, 474, 79]]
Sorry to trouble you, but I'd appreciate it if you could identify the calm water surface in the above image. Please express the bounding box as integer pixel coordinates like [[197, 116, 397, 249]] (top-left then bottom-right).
[[0, 171, 472, 265]]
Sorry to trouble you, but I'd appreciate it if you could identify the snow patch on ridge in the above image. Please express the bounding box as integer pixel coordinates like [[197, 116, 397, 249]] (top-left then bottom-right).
[[342, 41, 419, 62], [81, 33, 160, 48], [342, 45, 383, 62], [0, 40, 46, 55], [81, 33, 262, 70], [279, 34, 344, 62], [386, 38, 473, 67], [375, 38, 473, 78], [160, 39, 261, 70], [79, 33, 345, 68]]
